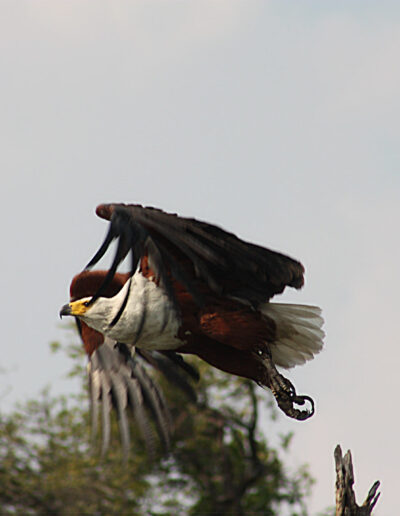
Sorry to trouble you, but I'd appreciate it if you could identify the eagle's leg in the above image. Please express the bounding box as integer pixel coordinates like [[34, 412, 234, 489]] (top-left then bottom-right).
[[257, 346, 315, 421]]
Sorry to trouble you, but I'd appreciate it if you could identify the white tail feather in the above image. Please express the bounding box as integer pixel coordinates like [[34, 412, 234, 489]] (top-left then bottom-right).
[[261, 303, 324, 369]]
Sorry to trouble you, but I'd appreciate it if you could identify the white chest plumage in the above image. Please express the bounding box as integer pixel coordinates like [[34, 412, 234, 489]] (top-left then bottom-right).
[[81, 272, 183, 350]]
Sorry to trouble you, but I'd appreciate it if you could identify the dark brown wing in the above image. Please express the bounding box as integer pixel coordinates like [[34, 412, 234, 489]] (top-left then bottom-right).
[[85, 203, 304, 314]]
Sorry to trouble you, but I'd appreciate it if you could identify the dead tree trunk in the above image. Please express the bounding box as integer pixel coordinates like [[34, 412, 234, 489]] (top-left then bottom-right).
[[334, 445, 380, 515]]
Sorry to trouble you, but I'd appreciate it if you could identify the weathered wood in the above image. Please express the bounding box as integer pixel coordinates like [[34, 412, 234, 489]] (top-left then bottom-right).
[[335, 445, 380, 515]]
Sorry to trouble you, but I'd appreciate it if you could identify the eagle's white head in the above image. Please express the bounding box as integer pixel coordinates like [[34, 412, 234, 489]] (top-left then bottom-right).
[[60, 296, 116, 334]]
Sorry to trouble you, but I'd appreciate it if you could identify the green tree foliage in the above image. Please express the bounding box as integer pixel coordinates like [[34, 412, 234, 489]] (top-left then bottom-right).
[[0, 338, 313, 515]]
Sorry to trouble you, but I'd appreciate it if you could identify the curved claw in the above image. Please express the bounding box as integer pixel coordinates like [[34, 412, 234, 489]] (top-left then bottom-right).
[[85, 223, 116, 270], [274, 389, 315, 421], [261, 347, 315, 421]]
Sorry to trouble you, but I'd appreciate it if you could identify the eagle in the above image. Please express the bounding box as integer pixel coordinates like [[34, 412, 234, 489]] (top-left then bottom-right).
[[60, 203, 324, 421]]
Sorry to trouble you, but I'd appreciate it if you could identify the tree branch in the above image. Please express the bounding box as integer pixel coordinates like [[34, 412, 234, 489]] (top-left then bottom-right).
[[335, 445, 380, 515]]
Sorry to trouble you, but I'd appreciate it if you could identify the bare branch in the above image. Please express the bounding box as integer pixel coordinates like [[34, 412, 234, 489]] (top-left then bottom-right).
[[335, 445, 380, 515]]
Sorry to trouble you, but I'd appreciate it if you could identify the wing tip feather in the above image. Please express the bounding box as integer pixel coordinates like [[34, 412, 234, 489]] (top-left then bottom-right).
[[96, 203, 117, 220]]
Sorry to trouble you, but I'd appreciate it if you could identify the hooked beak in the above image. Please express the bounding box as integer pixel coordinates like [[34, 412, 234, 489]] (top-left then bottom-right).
[[59, 303, 72, 318]]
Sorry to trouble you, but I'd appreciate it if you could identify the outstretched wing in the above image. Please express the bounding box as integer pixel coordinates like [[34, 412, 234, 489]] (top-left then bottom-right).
[[85, 203, 305, 315]]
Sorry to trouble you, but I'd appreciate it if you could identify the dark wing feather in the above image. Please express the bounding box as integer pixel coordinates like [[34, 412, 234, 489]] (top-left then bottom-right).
[[137, 349, 198, 402], [126, 352, 172, 450], [88, 203, 304, 310], [156, 350, 200, 382]]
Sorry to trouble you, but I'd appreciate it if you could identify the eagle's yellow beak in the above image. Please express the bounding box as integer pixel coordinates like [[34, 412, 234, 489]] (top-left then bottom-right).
[[59, 300, 89, 318]]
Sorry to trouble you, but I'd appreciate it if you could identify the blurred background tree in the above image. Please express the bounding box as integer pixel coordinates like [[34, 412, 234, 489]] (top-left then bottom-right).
[[0, 334, 313, 515]]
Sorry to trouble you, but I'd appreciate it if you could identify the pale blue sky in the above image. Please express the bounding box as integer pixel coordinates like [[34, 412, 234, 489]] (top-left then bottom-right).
[[1, 2, 399, 513]]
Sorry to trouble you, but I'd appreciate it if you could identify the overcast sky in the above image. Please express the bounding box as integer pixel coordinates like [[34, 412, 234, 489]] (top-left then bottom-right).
[[1, 1, 399, 514]]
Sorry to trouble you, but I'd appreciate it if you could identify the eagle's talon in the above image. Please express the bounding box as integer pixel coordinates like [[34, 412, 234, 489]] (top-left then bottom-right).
[[275, 392, 315, 420], [262, 347, 314, 420]]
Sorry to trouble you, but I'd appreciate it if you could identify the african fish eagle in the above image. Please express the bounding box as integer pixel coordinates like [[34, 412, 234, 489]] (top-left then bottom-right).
[[60, 203, 324, 420]]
